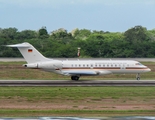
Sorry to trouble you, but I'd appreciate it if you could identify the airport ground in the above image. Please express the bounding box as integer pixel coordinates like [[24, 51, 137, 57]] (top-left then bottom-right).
[[0, 87, 155, 117], [0, 61, 155, 117]]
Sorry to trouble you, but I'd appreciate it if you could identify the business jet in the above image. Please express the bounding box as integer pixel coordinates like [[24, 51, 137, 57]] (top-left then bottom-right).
[[6, 42, 151, 81]]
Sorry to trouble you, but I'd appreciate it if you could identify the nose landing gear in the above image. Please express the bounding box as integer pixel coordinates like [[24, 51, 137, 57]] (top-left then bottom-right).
[[136, 73, 140, 80]]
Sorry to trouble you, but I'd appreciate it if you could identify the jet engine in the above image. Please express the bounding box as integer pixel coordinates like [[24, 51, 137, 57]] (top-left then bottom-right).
[[38, 60, 62, 69], [23, 63, 38, 68], [23, 60, 62, 70]]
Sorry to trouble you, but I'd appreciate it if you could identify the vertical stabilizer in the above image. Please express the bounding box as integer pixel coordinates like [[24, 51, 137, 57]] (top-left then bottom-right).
[[6, 42, 49, 63]]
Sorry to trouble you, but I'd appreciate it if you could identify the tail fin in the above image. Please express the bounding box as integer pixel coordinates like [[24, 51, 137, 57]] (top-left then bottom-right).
[[6, 42, 49, 63]]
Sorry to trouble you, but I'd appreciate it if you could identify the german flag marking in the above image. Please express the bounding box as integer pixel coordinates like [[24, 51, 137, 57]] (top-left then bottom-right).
[[28, 49, 33, 52]]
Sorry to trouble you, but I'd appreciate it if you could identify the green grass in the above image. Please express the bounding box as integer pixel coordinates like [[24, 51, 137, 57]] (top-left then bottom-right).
[[0, 109, 155, 117], [0, 87, 155, 99], [0, 87, 155, 116], [0, 61, 26, 65]]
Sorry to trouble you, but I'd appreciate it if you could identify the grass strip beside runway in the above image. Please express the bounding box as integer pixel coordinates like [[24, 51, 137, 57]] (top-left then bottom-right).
[[0, 87, 155, 117], [0, 109, 155, 117]]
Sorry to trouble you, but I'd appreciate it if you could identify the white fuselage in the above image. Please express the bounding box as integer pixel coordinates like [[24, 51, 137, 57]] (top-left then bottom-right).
[[32, 59, 150, 76]]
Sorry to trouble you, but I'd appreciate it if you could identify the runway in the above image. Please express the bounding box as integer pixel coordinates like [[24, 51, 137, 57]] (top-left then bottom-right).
[[0, 80, 155, 86]]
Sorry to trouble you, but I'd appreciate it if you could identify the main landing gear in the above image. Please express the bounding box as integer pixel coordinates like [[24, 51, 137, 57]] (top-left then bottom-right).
[[71, 76, 79, 81], [136, 73, 140, 80]]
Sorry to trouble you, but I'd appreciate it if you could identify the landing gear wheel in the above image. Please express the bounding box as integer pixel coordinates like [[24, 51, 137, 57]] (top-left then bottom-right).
[[136, 77, 140, 80], [71, 76, 79, 81], [136, 73, 140, 80]]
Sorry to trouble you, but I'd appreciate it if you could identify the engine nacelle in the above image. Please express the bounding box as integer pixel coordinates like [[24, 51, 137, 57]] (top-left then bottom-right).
[[38, 61, 62, 69], [23, 60, 62, 70], [23, 63, 38, 68]]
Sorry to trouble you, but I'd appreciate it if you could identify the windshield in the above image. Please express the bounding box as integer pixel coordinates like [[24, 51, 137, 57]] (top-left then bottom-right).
[[135, 62, 142, 65]]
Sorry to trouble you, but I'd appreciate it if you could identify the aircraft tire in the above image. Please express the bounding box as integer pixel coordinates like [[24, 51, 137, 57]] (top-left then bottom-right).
[[136, 77, 140, 80], [71, 76, 79, 81], [74, 76, 79, 81]]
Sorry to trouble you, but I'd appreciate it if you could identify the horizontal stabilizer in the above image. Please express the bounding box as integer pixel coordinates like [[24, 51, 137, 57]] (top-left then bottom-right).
[[6, 42, 31, 48]]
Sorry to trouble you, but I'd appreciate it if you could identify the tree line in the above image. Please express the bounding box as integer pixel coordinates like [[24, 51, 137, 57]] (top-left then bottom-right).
[[0, 26, 155, 58]]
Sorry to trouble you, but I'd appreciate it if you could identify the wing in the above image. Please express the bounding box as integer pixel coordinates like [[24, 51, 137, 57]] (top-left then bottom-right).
[[62, 70, 112, 76], [62, 70, 97, 76]]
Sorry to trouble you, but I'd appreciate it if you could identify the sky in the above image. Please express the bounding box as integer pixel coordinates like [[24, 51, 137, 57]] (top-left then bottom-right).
[[0, 0, 155, 33]]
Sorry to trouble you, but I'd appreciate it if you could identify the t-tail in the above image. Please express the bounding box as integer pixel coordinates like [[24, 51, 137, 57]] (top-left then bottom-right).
[[6, 42, 50, 63]]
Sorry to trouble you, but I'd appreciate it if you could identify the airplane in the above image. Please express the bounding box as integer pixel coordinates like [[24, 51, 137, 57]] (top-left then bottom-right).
[[6, 42, 151, 81]]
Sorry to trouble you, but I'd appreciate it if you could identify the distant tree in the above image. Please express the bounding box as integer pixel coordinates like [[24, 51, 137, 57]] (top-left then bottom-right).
[[147, 29, 155, 41], [146, 41, 155, 57], [73, 29, 91, 40], [87, 34, 105, 41], [83, 39, 104, 57], [38, 26, 49, 39], [92, 30, 104, 34], [0, 27, 18, 40], [50, 28, 73, 43], [16, 30, 37, 40], [1, 26, 155, 58], [124, 26, 149, 43]]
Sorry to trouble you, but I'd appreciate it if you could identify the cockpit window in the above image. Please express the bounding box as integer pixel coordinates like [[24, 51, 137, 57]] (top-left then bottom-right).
[[135, 63, 142, 65]]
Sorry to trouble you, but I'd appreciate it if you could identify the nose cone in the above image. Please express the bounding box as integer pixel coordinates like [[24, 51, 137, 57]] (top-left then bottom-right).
[[145, 68, 151, 72], [147, 68, 151, 72]]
